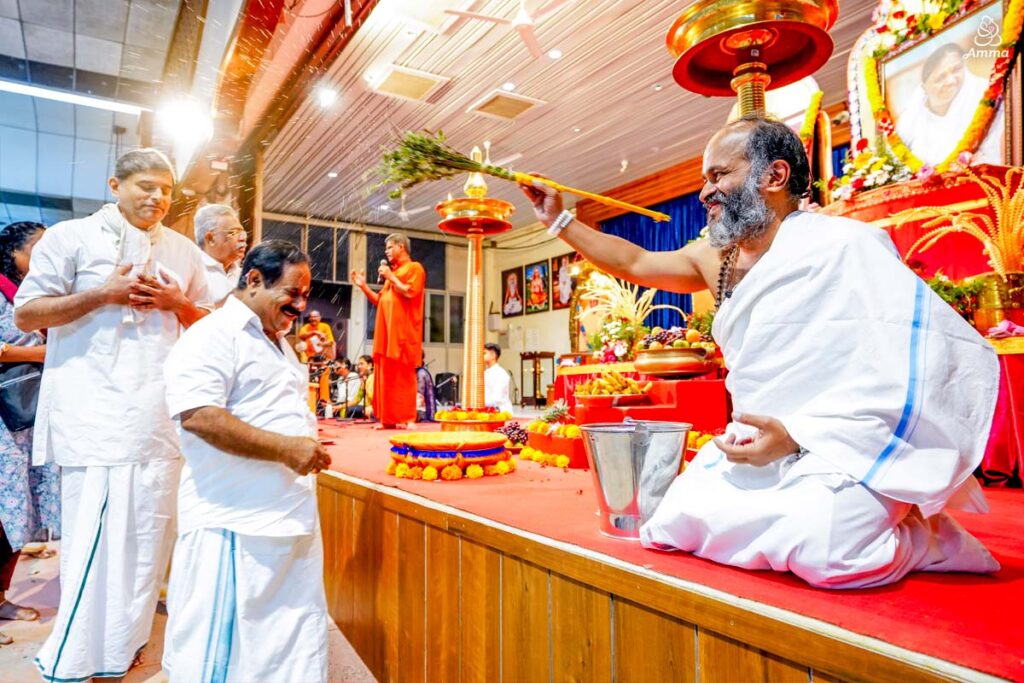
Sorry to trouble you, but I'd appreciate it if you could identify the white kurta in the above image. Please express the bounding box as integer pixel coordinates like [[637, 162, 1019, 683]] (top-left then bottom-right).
[[15, 204, 213, 467], [485, 363, 514, 414], [162, 296, 326, 681], [640, 211, 1000, 588], [19, 204, 211, 680], [201, 250, 241, 307]]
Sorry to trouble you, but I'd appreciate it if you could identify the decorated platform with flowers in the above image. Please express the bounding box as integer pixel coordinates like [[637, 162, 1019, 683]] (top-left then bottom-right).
[[316, 420, 1024, 683]]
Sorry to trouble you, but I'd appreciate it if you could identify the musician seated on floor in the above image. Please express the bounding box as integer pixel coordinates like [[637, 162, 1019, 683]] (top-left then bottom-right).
[[518, 115, 1000, 589]]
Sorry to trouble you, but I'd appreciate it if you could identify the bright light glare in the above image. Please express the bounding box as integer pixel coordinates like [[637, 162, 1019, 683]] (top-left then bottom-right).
[[156, 99, 213, 143], [547, 49, 562, 59], [315, 86, 337, 107], [327, 171, 339, 178], [502, 82, 516, 92]]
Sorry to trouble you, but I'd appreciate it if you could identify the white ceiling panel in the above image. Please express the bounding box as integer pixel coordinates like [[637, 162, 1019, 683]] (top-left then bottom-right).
[[0, 0, 18, 21], [75, 106, 114, 143], [120, 43, 167, 81], [23, 22, 73, 67], [34, 98, 75, 134], [20, 0, 73, 33], [6, 203, 42, 223], [73, 197, 105, 216], [72, 137, 113, 200], [264, 0, 877, 231], [76, 0, 130, 43], [0, 91, 36, 129], [36, 132, 75, 197], [0, 124, 37, 192], [75, 33, 124, 76], [124, 0, 180, 49], [0, 16, 24, 58]]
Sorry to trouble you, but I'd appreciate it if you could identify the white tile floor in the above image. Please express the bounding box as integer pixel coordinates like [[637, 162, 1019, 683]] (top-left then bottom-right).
[[0, 543, 376, 682]]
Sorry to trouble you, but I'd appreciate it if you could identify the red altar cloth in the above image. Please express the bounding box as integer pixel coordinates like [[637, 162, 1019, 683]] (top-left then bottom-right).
[[983, 353, 1024, 482], [821, 164, 1014, 280], [320, 422, 1024, 681]]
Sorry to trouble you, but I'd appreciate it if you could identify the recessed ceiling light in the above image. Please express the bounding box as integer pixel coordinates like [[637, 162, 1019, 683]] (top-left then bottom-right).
[[502, 82, 516, 92], [314, 86, 337, 107], [572, 127, 581, 133], [327, 171, 338, 178], [547, 49, 563, 59], [652, 84, 663, 91]]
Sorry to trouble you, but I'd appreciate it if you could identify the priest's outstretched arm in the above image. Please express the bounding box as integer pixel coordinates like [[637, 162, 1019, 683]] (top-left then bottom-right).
[[518, 178, 717, 294]]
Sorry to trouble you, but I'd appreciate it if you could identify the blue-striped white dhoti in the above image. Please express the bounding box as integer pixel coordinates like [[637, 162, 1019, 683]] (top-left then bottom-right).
[[162, 527, 328, 683]]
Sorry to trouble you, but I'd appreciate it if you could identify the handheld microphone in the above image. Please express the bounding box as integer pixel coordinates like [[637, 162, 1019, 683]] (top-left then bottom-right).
[[377, 258, 389, 284]]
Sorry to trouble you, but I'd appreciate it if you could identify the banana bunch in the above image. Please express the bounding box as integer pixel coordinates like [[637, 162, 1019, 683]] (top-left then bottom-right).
[[575, 371, 653, 396]]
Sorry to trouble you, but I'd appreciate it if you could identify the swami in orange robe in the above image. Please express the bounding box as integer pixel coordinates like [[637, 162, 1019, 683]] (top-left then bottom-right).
[[351, 235, 425, 428]]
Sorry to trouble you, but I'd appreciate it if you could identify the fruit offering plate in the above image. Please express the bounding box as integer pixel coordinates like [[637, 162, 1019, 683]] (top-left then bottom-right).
[[386, 431, 515, 481], [633, 347, 717, 379], [576, 393, 652, 408]]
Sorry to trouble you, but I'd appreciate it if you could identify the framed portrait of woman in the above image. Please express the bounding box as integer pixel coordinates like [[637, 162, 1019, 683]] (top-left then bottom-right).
[[500, 266, 524, 318], [879, 0, 1010, 166], [550, 253, 575, 310], [524, 261, 550, 314]]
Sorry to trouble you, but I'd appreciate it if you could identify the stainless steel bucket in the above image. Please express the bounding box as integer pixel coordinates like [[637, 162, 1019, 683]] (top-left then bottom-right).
[[580, 420, 691, 540]]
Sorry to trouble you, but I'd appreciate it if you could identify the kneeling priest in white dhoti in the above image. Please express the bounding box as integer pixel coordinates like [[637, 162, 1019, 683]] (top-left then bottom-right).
[[518, 116, 999, 589], [162, 240, 332, 682]]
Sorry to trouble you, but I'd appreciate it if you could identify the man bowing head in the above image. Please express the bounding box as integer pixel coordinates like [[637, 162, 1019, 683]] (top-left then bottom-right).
[[162, 240, 331, 682]]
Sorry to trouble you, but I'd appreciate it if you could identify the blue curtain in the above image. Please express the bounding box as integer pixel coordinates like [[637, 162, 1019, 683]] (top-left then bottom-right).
[[598, 192, 706, 330], [832, 143, 850, 175]]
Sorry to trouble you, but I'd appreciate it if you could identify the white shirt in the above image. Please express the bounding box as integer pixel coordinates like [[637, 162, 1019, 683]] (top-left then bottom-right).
[[484, 363, 514, 415], [164, 296, 319, 537], [15, 208, 212, 466], [201, 250, 241, 306]]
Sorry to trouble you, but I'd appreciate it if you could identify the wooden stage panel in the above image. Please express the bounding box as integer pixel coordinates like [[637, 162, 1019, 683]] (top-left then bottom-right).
[[698, 629, 808, 683], [396, 515, 426, 683], [551, 574, 612, 681], [318, 474, 966, 683], [426, 526, 460, 681], [614, 599, 696, 683], [501, 555, 551, 682], [460, 539, 501, 682]]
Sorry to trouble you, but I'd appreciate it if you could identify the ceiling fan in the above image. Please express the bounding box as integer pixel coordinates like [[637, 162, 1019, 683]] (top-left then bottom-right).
[[445, 0, 576, 59], [380, 195, 432, 223]]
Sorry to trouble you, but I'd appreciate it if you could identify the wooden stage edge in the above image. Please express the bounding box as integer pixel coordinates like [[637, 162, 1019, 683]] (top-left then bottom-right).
[[317, 470, 1003, 683]]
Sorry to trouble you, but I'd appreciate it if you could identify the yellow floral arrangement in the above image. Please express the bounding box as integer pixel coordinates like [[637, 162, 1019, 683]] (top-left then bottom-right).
[[520, 446, 573, 469], [797, 90, 824, 152], [861, 0, 1024, 173]]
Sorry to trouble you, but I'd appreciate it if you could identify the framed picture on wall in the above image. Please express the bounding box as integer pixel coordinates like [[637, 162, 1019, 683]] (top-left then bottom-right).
[[551, 252, 575, 310], [525, 260, 550, 314], [880, 0, 1008, 166], [501, 266, 525, 318]]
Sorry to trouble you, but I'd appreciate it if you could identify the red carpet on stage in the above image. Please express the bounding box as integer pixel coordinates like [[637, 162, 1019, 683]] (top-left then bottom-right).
[[321, 422, 1024, 681]]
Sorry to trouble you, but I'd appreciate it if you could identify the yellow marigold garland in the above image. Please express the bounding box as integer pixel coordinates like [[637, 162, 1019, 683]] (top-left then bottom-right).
[[864, 0, 1024, 172], [798, 90, 824, 151]]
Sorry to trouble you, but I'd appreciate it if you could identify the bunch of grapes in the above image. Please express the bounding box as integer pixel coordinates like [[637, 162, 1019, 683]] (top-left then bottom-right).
[[498, 422, 529, 446]]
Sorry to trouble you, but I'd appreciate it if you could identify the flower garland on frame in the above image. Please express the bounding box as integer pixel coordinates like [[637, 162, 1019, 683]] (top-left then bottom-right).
[[863, 0, 1024, 173], [798, 90, 825, 154]]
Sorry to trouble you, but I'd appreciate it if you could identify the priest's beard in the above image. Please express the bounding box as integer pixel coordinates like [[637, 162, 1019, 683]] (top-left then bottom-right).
[[705, 165, 775, 249]]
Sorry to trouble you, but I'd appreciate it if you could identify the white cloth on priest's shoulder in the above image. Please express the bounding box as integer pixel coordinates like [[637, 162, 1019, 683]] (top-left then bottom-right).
[[640, 210, 999, 588]]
